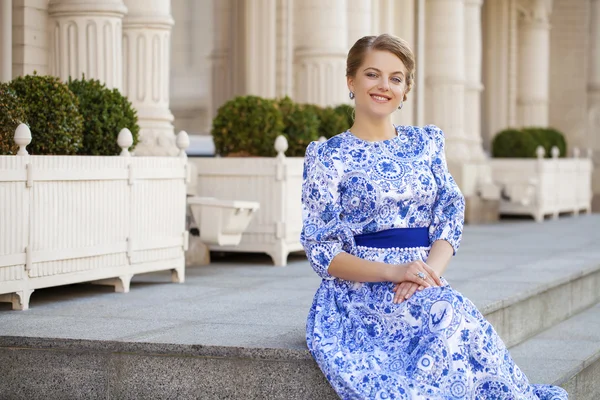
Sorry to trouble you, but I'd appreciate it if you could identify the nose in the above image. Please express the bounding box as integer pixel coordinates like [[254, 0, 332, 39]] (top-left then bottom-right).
[[378, 77, 390, 91]]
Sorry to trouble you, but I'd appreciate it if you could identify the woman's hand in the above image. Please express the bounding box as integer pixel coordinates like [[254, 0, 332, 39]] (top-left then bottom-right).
[[387, 260, 442, 302], [392, 282, 424, 304]]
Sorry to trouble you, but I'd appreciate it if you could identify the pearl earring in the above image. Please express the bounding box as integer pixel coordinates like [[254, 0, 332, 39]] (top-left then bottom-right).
[[349, 92, 355, 100]]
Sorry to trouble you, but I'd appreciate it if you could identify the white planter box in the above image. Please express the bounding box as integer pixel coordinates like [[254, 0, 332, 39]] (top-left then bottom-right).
[[188, 197, 260, 246], [189, 138, 305, 266], [0, 126, 190, 310], [490, 147, 593, 222]]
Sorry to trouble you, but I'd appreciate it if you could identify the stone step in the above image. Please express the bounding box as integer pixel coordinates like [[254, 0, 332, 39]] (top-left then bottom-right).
[[510, 303, 600, 400], [0, 336, 338, 400], [448, 250, 600, 348]]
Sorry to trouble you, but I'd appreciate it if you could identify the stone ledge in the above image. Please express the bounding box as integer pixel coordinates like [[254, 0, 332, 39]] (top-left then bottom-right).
[[510, 303, 600, 399]]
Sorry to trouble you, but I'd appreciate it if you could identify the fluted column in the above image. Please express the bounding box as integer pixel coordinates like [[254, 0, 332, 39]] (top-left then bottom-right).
[[589, 0, 600, 208], [210, 0, 233, 118], [294, 0, 348, 107], [123, 0, 176, 156], [425, 0, 469, 162], [0, 0, 11, 82], [517, 0, 552, 127], [276, 0, 293, 98], [245, 0, 277, 97], [48, 0, 126, 89], [348, 1, 372, 45], [464, 0, 485, 161]]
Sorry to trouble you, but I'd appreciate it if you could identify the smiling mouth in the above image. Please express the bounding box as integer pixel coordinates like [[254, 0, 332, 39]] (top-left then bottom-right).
[[370, 94, 391, 102]]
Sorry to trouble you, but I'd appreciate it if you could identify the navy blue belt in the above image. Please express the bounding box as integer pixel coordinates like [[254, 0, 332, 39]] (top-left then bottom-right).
[[354, 227, 430, 249]]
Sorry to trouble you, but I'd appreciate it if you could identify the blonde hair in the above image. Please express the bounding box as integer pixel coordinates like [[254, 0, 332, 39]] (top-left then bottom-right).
[[346, 34, 415, 102]]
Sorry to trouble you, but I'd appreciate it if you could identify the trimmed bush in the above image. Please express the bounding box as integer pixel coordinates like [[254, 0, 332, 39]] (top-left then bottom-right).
[[212, 95, 285, 157], [334, 104, 355, 130], [9, 74, 83, 155], [522, 127, 567, 158], [279, 96, 320, 157], [492, 127, 568, 158], [0, 83, 27, 155], [317, 106, 349, 139], [68, 76, 139, 155], [302, 104, 349, 140]]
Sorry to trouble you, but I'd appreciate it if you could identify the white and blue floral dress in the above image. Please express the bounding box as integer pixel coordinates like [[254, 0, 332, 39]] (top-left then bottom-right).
[[300, 125, 568, 400]]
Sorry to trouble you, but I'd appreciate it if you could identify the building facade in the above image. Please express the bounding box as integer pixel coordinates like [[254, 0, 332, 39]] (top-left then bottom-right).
[[1, 0, 599, 209]]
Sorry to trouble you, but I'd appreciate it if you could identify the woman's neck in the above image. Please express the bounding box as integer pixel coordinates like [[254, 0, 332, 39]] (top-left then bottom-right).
[[349, 116, 397, 142]]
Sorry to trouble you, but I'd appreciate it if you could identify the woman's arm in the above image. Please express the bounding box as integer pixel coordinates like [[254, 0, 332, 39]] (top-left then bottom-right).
[[329, 252, 442, 287], [425, 239, 454, 277]]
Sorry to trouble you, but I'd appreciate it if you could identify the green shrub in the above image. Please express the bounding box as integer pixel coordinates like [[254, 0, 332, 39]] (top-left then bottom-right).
[[212, 95, 284, 157], [492, 127, 568, 158], [317, 106, 349, 139], [302, 104, 349, 140], [9, 73, 83, 155], [522, 127, 567, 158], [279, 96, 320, 157], [68, 76, 139, 155], [334, 104, 355, 130], [0, 83, 27, 155]]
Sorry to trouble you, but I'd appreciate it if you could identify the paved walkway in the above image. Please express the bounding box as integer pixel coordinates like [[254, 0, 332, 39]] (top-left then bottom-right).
[[0, 215, 599, 351]]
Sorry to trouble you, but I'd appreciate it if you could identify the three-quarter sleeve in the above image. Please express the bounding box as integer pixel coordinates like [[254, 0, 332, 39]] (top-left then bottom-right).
[[300, 141, 356, 279], [425, 125, 466, 254]]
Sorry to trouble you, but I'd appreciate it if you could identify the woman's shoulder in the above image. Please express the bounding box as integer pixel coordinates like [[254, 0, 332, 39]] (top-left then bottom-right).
[[306, 131, 349, 156], [398, 124, 443, 137]]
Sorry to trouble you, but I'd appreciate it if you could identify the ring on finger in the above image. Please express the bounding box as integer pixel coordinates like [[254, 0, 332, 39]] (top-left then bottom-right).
[[416, 271, 427, 280]]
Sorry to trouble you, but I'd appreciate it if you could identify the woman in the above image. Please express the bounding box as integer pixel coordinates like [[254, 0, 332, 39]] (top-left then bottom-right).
[[300, 34, 568, 400]]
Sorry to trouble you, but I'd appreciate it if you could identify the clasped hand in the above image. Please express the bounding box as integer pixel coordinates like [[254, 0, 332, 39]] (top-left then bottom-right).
[[390, 260, 442, 304]]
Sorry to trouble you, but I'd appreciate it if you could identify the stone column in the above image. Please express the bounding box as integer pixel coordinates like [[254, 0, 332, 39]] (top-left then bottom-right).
[[393, 0, 416, 127], [210, 0, 233, 118], [123, 0, 176, 156], [589, 0, 600, 210], [276, 0, 293, 98], [48, 0, 126, 89], [517, 0, 552, 127], [425, 0, 469, 162], [245, 0, 277, 98], [464, 0, 486, 160], [348, 0, 372, 46], [0, 0, 11, 82], [294, 0, 348, 107]]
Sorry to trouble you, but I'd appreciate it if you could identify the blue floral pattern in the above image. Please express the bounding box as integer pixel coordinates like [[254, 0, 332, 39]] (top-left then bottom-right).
[[300, 125, 568, 399]]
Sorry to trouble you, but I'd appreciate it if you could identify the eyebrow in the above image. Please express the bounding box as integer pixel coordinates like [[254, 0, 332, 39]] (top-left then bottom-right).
[[364, 67, 405, 77]]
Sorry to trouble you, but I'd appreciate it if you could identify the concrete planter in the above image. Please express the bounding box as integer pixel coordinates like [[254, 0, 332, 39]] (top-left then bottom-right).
[[188, 197, 260, 246], [490, 146, 593, 222], [0, 125, 190, 310], [189, 136, 304, 266]]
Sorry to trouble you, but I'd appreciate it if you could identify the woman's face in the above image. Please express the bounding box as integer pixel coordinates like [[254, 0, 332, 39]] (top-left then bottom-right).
[[347, 50, 407, 118]]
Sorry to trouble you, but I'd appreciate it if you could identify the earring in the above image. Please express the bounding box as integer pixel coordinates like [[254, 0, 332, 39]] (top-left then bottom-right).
[[349, 91, 355, 100], [398, 101, 403, 110]]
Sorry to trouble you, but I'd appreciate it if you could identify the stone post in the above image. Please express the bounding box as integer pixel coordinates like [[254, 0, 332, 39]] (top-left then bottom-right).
[[464, 0, 486, 160], [425, 0, 469, 162], [517, 0, 552, 127], [589, 0, 600, 210], [294, 0, 348, 106], [0, 0, 11, 82], [48, 0, 126, 89], [122, 0, 176, 156], [245, 0, 277, 98]]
